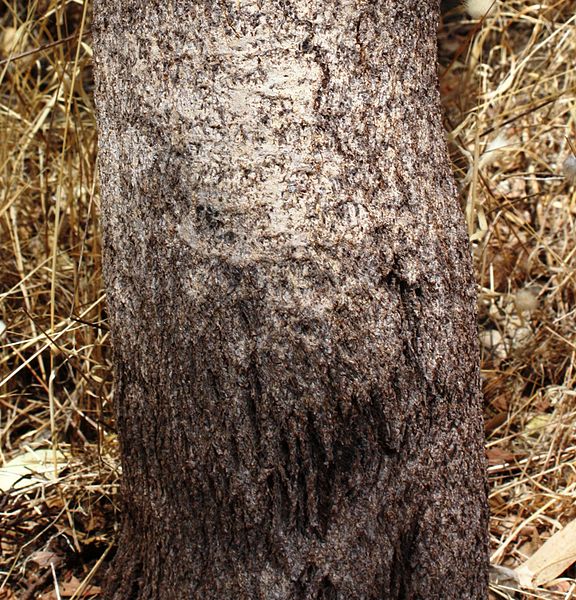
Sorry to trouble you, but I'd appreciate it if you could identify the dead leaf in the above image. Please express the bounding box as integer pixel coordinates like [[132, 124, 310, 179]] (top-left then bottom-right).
[[29, 550, 62, 568], [486, 447, 517, 465], [0, 588, 19, 600], [524, 414, 552, 438], [485, 412, 508, 433], [516, 518, 576, 587], [38, 575, 101, 599], [59, 575, 101, 597], [547, 580, 573, 592], [0, 448, 67, 492]]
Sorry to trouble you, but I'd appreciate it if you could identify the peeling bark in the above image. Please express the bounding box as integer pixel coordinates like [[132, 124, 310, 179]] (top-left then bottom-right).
[[93, 1, 488, 598]]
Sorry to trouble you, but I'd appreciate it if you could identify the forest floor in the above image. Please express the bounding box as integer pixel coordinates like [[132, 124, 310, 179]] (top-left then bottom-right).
[[0, 1, 575, 598]]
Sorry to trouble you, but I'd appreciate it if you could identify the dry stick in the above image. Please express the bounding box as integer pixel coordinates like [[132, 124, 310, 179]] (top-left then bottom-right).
[[0, 31, 91, 68], [50, 561, 62, 600]]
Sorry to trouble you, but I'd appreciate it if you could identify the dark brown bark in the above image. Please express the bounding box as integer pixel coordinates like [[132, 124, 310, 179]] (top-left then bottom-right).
[[92, 1, 488, 598]]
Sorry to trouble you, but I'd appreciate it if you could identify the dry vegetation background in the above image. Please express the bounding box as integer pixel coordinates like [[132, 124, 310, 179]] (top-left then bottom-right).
[[0, 0, 574, 598]]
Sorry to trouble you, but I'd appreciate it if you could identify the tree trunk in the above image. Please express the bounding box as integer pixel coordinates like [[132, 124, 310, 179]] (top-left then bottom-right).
[[92, 1, 488, 598]]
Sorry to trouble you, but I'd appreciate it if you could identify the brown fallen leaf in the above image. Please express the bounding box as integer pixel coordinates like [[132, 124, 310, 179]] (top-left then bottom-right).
[[29, 550, 62, 568], [38, 575, 101, 599], [486, 447, 517, 465], [484, 412, 508, 433]]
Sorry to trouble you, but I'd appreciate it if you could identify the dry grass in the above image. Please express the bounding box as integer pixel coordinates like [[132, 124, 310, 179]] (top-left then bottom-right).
[[440, 1, 576, 597], [0, 1, 115, 597], [0, 0, 574, 597]]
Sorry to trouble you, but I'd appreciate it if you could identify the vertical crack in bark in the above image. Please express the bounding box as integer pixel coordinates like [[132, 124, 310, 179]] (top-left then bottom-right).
[[312, 49, 330, 112]]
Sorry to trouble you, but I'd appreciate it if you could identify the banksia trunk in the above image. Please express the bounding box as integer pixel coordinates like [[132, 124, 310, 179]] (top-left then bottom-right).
[[93, 1, 488, 598]]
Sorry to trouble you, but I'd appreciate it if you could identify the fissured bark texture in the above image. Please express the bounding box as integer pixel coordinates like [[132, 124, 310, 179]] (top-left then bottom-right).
[[92, 1, 488, 598]]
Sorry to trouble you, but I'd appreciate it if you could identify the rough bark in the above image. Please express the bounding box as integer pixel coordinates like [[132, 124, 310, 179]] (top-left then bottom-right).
[[92, 1, 488, 598]]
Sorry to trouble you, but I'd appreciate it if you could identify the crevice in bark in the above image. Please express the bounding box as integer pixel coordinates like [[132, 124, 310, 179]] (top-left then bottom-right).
[[312, 53, 330, 112], [316, 576, 337, 600], [305, 411, 331, 537]]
